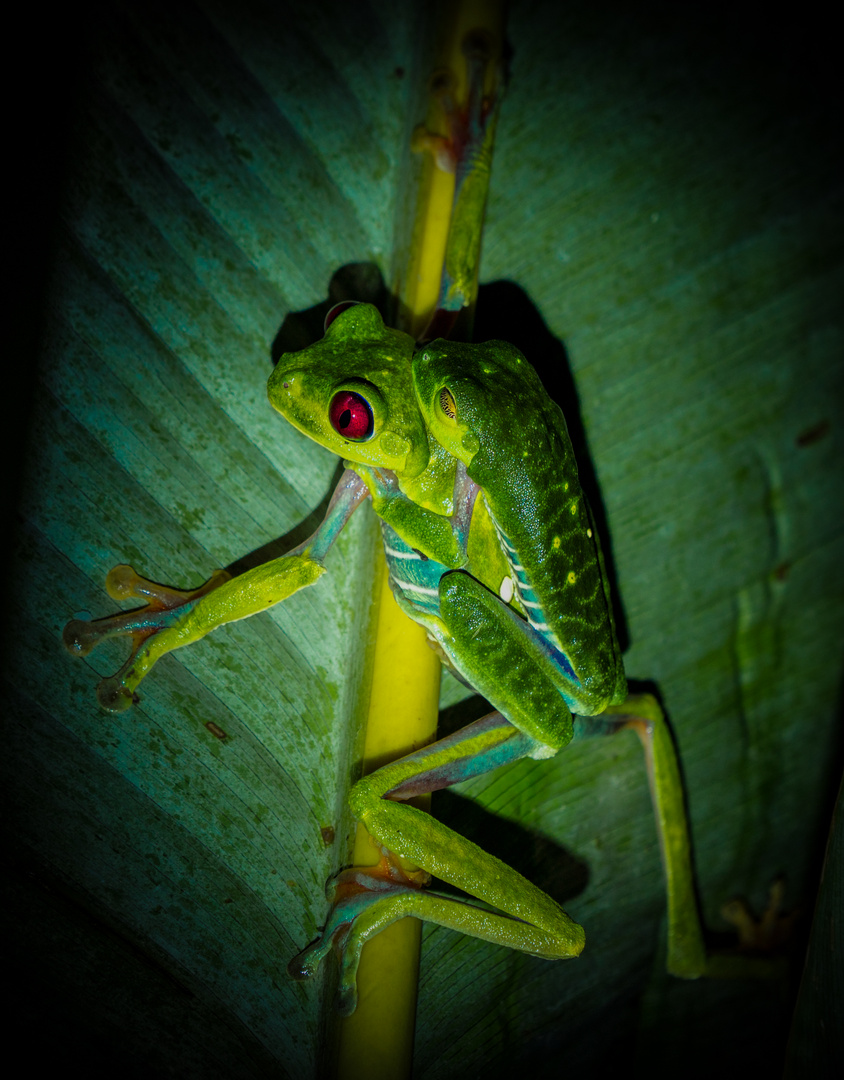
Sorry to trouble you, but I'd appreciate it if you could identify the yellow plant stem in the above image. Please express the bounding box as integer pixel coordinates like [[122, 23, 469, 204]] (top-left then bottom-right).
[[335, 552, 440, 1079], [335, 2, 505, 1076]]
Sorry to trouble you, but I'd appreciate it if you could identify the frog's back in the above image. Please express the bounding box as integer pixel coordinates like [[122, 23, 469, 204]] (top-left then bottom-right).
[[441, 340, 626, 712]]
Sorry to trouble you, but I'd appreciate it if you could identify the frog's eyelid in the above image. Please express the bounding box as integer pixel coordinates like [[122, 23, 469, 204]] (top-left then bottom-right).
[[324, 300, 362, 333]]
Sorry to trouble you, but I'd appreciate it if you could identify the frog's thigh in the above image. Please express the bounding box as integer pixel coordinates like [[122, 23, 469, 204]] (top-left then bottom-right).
[[436, 570, 573, 750]]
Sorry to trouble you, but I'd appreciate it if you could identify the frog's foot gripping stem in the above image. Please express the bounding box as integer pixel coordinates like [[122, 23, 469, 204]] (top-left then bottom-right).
[[288, 851, 432, 1016], [63, 565, 231, 712]]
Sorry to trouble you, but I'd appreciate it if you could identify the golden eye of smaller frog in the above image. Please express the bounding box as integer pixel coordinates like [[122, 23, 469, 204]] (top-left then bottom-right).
[[439, 387, 457, 420]]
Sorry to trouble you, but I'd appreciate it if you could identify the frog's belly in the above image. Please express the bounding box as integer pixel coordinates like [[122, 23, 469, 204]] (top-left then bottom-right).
[[381, 523, 448, 619]]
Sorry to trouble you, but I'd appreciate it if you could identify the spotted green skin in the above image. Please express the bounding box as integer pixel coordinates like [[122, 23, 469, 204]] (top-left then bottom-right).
[[414, 337, 627, 709]]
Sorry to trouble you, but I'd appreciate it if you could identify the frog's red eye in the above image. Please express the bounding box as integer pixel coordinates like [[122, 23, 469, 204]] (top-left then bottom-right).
[[324, 301, 362, 332], [329, 390, 374, 441]]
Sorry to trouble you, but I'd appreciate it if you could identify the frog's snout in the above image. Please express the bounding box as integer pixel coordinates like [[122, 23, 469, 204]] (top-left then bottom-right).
[[267, 362, 304, 410]]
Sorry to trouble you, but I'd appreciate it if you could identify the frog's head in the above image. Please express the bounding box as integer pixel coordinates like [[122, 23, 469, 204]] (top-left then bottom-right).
[[268, 304, 431, 478], [412, 338, 536, 468]]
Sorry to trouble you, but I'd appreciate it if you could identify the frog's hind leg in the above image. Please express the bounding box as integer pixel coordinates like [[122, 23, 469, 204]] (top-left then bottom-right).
[[289, 712, 584, 1015], [573, 693, 708, 977], [576, 695, 795, 981]]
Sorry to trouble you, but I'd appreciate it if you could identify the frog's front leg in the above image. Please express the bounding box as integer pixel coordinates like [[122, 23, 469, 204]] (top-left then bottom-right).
[[64, 469, 369, 711]]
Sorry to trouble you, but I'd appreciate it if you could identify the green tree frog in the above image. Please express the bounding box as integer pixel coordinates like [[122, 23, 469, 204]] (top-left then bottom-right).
[[65, 302, 711, 1013]]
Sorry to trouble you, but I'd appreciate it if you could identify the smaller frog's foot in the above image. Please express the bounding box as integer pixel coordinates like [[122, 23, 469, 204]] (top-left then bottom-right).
[[705, 878, 797, 979], [63, 565, 230, 712], [720, 877, 797, 953], [287, 851, 431, 1015], [411, 70, 457, 173], [412, 29, 498, 176]]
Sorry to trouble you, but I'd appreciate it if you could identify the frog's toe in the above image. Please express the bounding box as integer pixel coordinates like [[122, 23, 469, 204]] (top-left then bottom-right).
[[288, 913, 362, 1015], [335, 977, 358, 1017], [287, 925, 341, 982], [105, 564, 151, 601], [703, 879, 796, 980], [63, 616, 102, 657], [96, 671, 140, 713], [289, 856, 430, 1014]]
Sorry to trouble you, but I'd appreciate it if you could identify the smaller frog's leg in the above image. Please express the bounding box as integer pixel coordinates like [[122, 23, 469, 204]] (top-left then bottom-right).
[[289, 712, 585, 1015], [64, 469, 369, 711], [572, 694, 707, 977], [413, 30, 502, 340], [574, 695, 796, 979]]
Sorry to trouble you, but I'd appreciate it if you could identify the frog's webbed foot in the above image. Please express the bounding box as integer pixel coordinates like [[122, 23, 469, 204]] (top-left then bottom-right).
[[411, 31, 500, 173], [705, 878, 797, 979], [63, 565, 230, 712], [288, 850, 431, 1016], [722, 878, 796, 951]]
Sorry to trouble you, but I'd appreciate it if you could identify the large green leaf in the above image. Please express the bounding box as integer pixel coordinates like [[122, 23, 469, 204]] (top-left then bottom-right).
[[6, 2, 842, 1077]]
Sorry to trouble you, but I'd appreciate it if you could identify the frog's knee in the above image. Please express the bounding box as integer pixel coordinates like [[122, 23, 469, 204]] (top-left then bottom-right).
[[348, 773, 382, 820]]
